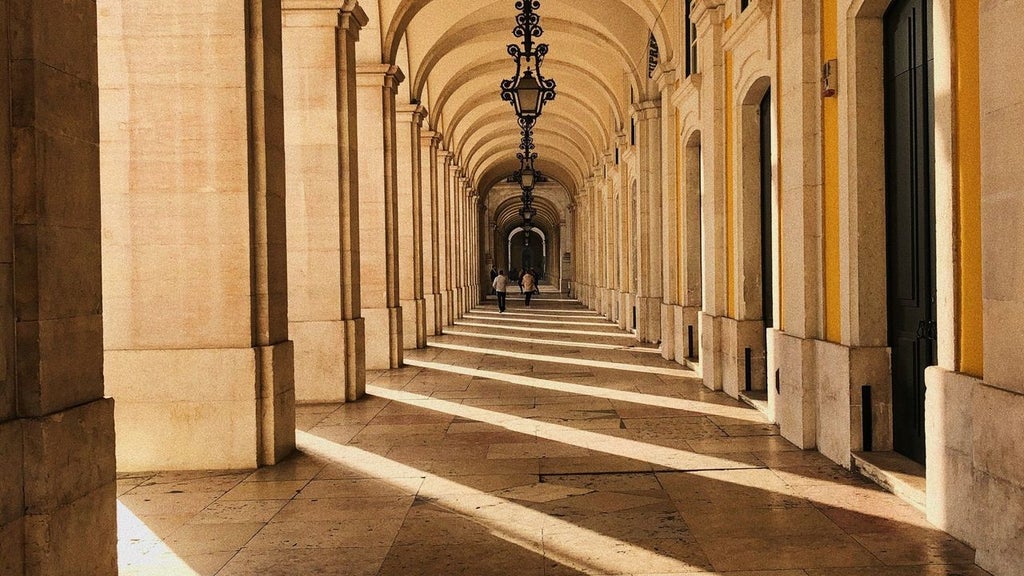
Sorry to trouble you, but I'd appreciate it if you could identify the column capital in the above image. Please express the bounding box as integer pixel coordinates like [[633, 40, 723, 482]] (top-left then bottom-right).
[[421, 129, 441, 147], [651, 62, 678, 93], [398, 104, 428, 125], [356, 63, 405, 91], [632, 100, 661, 120]]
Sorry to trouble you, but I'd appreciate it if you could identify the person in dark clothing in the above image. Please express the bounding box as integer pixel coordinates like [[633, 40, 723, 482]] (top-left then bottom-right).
[[489, 266, 498, 294]]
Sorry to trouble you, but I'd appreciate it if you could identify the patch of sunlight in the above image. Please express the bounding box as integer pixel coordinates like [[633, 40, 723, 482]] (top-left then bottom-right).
[[296, 430, 709, 575], [429, 341, 696, 378], [472, 310, 604, 320], [117, 501, 199, 575], [443, 329, 662, 353], [481, 302, 582, 310], [403, 358, 765, 423], [454, 321, 637, 339], [463, 314, 615, 327], [368, 385, 758, 471]]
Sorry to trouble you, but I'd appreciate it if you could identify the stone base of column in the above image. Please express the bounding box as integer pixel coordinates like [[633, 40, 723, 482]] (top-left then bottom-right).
[[661, 303, 675, 361], [256, 341, 296, 465], [619, 292, 632, 330], [291, 320, 349, 403], [426, 292, 442, 335], [342, 317, 366, 401], [720, 317, 767, 399], [924, 367, 978, 549], [401, 298, 427, 349], [6, 399, 117, 575], [445, 290, 455, 326], [107, 345, 296, 471], [603, 288, 615, 319], [675, 306, 701, 364], [765, 328, 891, 465], [455, 287, 465, 318], [416, 297, 428, 347], [364, 306, 403, 369], [635, 296, 662, 343], [700, 312, 723, 391]]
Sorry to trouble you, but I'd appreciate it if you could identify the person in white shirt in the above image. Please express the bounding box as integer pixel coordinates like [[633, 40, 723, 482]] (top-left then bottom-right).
[[492, 270, 509, 313]]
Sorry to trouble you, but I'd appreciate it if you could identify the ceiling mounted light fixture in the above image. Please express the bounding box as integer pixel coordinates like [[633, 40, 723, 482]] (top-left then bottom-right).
[[500, 0, 557, 123]]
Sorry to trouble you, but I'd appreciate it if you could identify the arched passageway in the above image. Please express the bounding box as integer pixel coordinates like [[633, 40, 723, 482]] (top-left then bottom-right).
[[2, 1, 1023, 575]]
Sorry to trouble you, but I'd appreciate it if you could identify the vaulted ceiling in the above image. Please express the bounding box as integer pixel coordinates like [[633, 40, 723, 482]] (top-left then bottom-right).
[[355, 0, 678, 206]]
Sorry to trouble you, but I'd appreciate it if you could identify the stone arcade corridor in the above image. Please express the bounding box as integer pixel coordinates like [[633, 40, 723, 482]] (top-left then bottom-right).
[[116, 291, 987, 576]]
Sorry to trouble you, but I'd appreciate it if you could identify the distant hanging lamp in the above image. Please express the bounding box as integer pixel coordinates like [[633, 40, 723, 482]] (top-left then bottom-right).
[[500, 0, 557, 124]]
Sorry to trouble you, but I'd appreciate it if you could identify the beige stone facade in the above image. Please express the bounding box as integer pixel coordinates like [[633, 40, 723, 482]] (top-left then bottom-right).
[[1, 0, 1022, 574]]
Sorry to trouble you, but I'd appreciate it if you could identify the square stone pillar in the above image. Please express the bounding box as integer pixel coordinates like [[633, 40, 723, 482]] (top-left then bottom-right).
[[437, 150, 454, 326], [2, 2, 118, 573], [99, 0, 295, 470], [634, 101, 664, 343], [356, 64, 404, 368], [421, 131, 443, 335], [397, 105, 427, 349], [282, 1, 367, 402]]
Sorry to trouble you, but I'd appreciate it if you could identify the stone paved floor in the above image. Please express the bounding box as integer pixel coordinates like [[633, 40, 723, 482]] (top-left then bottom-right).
[[117, 293, 990, 576]]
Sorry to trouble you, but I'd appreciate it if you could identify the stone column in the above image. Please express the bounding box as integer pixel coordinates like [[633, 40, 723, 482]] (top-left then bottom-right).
[[696, 3, 729, 391], [397, 104, 427, 349], [634, 101, 664, 343], [282, 1, 367, 402], [2, 3, 117, 573], [455, 175, 467, 317], [356, 64, 404, 369], [975, 3, 1024, 572], [617, 167, 631, 329], [421, 131, 443, 335], [100, 0, 295, 471], [437, 150, 455, 325], [655, 67, 680, 361]]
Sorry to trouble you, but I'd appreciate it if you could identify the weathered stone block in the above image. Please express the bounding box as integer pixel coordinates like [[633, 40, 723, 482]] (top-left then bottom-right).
[[24, 482, 117, 576], [0, 517, 24, 575], [107, 347, 260, 471], [0, 419, 24, 524], [972, 384, 1024, 487], [291, 320, 347, 403], [814, 339, 852, 468], [769, 329, 816, 449], [22, 398, 115, 512], [974, 470, 1024, 576], [661, 303, 675, 361], [16, 314, 104, 417]]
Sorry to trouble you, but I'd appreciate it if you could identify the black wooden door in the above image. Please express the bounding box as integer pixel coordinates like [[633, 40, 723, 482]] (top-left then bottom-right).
[[760, 89, 773, 329], [884, 0, 934, 465]]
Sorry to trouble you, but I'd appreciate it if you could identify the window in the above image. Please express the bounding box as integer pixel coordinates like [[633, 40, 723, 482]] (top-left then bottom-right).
[[685, 0, 698, 76]]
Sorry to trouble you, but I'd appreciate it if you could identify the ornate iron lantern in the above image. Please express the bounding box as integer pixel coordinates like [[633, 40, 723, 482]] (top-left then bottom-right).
[[500, 1, 556, 122]]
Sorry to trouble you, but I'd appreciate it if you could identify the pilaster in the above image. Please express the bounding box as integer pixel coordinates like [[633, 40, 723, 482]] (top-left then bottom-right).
[[633, 100, 664, 343], [6, 2, 117, 572], [421, 130, 443, 335], [100, 0, 295, 470], [356, 63, 405, 369], [397, 104, 428, 349], [281, 1, 368, 403]]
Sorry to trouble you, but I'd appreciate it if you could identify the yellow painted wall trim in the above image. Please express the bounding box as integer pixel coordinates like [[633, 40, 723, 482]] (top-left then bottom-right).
[[822, 0, 841, 343], [726, 50, 736, 318], [953, 0, 983, 377]]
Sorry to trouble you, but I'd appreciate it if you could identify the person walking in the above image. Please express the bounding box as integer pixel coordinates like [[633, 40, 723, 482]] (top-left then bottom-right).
[[521, 268, 536, 306], [492, 269, 508, 313], [488, 266, 498, 295]]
